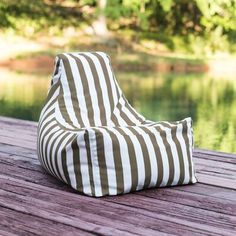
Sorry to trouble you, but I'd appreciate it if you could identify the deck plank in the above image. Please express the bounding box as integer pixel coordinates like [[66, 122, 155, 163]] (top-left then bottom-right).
[[1, 151, 236, 205], [1, 149, 236, 204], [0, 116, 236, 236], [0, 176, 168, 236], [1, 175, 234, 236], [0, 206, 93, 236]]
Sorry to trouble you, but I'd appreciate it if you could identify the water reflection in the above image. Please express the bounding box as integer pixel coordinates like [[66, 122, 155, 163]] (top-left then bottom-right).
[[0, 68, 235, 153], [0, 69, 49, 120]]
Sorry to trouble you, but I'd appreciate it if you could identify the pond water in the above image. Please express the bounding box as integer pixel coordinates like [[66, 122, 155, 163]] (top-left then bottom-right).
[[0, 68, 235, 153]]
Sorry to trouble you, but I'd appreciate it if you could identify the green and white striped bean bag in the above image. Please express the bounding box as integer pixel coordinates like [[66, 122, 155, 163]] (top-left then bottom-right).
[[37, 52, 197, 197]]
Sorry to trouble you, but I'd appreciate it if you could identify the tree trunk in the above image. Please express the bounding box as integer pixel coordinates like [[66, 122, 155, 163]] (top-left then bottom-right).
[[92, 0, 109, 37]]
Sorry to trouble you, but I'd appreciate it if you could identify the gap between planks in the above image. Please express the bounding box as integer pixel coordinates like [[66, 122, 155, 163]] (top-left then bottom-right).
[[1, 175, 235, 236]]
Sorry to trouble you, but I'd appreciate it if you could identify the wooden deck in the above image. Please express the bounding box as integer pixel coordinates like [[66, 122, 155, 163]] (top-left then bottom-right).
[[0, 116, 235, 236]]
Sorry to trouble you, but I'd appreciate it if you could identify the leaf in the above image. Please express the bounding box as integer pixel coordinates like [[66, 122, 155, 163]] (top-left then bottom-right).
[[158, 0, 173, 12]]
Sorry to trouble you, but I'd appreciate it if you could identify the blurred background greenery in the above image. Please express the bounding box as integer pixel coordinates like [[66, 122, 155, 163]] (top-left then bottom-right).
[[0, 0, 236, 153]]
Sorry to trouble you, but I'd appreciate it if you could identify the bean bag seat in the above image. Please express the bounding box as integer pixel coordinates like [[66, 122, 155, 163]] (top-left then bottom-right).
[[37, 52, 197, 197]]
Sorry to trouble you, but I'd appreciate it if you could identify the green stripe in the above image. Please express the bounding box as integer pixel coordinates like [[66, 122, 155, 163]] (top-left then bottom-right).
[[117, 102, 136, 125], [57, 80, 78, 129], [92, 53, 116, 117], [115, 127, 138, 192], [54, 132, 71, 182], [71, 136, 84, 192], [43, 126, 61, 177], [38, 105, 55, 132], [182, 120, 194, 183], [129, 127, 152, 188], [58, 54, 84, 127], [81, 53, 107, 126], [159, 122, 185, 185], [48, 130, 63, 180], [84, 130, 95, 196], [154, 126, 175, 186], [61, 134, 77, 185], [92, 128, 109, 196], [142, 126, 164, 187], [103, 127, 124, 194], [69, 53, 95, 127], [38, 116, 56, 171], [42, 82, 60, 110], [122, 95, 145, 123]]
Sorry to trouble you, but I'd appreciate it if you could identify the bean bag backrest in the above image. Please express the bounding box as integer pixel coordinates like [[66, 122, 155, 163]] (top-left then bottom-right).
[[54, 52, 145, 129]]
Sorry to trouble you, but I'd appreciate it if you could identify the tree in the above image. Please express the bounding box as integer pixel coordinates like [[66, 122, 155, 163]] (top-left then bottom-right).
[[92, 0, 109, 36]]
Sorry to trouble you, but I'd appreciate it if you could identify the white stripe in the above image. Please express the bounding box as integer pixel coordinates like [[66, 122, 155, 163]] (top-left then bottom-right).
[[39, 87, 59, 123], [165, 121, 190, 184], [60, 60, 81, 128], [177, 124, 190, 184], [157, 124, 180, 186], [87, 53, 115, 126], [94, 128, 117, 195], [121, 127, 145, 190], [133, 126, 158, 187], [96, 52, 120, 107], [39, 113, 55, 136], [108, 127, 132, 193], [72, 53, 101, 126], [66, 141, 77, 189], [42, 125, 60, 176], [148, 126, 169, 187], [110, 66, 145, 123], [113, 104, 127, 126], [77, 131, 92, 195], [186, 117, 196, 183], [55, 101, 77, 130], [38, 117, 56, 152], [39, 120, 57, 174], [51, 131, 68, 180], [57, 133, 75, 183], [46, 129, 64, 179], [124, 97, 146, 121], [65, 54, 90, 126], [38, 113, 55, 153], [119, 97, 142, 125], [87, 129, 102, 196]]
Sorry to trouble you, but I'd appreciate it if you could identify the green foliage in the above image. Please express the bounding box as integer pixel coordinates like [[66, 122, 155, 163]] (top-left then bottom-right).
[[0, 1, 11, 27], [0, 0, 83, 35], [158, 0, 173, 12], [1, 0, 236, 53], [106, 0, 236, 53]]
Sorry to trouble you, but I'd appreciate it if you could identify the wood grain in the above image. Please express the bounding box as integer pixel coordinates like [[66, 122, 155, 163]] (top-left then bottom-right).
[[0, 116, 236, 236]]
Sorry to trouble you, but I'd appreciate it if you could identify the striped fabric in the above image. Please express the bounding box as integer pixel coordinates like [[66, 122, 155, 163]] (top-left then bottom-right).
[[37, 52, 197, 197]]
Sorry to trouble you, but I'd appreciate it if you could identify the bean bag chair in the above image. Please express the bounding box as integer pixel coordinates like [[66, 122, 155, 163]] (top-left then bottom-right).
[[37, 52, 197, 197]]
